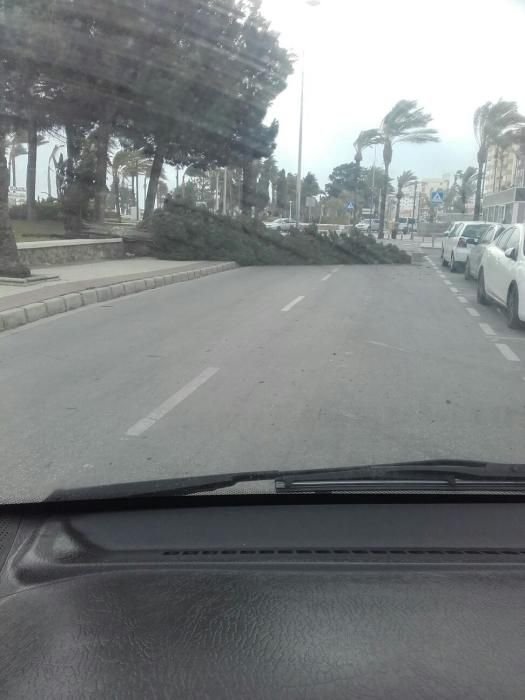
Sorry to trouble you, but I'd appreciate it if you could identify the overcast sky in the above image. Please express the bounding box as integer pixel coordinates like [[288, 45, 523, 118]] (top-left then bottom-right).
[[14, 0, 525, 198], [262, 0, 525, 188]]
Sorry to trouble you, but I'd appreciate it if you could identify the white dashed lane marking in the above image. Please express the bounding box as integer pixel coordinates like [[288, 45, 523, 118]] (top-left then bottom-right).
[[479, 323, 496, 336], [495, 343, 520, 362], [124, 367, 220, 437], [457, 296, 468, 304], [282, 296, 305, 312], [466, 307, 480, 317]]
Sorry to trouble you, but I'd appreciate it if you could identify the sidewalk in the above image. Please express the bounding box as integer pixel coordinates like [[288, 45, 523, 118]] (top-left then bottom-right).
[[0, 257, 237, 331]]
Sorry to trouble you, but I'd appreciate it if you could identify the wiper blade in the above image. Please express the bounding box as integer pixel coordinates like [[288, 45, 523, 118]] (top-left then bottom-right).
[[48, 470, 283, 502], [48, 460, 525, 502], [275, 460, 525, 492]]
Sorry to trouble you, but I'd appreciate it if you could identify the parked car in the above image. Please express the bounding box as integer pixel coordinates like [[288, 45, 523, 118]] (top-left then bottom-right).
[[442, 222, 496, 272], [464, 224, 505, 280], [264, 217, 294, 232], [356, 219, 380, 233], [477, 223, 525, 328]]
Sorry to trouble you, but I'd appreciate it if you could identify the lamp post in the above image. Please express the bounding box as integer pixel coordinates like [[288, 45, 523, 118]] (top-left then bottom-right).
[[295, 0, 321, 228]]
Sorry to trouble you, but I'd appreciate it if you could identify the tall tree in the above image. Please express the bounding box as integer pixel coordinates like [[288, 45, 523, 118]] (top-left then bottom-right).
[[276, 169, 288, 216], [301, 172, 320, 205], [450, 167, 477, 214], [375, 100, 439, 238], [353, 129, 380, 179], [26, 130, 48, 220], [473, 99, 525, 219], [394, 170, 417, 230]]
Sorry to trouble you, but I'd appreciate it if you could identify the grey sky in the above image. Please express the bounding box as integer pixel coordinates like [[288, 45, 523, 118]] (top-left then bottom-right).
[[263, 0, 525, 188]]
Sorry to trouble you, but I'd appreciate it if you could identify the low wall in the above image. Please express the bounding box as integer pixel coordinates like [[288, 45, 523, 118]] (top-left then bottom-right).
[[418, 222, 449, 238], [17, 238, 125, 267]]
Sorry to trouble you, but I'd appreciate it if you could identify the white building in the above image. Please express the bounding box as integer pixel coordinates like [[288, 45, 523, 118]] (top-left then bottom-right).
[[8, 186, 27, 207]]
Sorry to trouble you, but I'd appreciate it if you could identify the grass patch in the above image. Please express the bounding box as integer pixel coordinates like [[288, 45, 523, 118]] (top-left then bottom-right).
[[12, 219, 64, 242]]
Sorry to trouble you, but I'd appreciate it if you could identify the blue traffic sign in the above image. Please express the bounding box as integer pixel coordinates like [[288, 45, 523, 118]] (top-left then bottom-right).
[[346, 202, 354, 211], [431, 191, 444, 204]]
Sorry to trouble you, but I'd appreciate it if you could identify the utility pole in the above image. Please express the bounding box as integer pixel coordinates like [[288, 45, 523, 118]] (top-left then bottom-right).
[[215, 170, 220, 212]]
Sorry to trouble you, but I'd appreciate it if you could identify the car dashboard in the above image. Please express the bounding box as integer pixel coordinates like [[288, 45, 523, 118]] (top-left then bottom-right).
[[0, 496, 525, 699]]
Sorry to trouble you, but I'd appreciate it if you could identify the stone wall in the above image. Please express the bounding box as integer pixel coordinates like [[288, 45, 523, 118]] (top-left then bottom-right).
[[17, 239, 125, 267]]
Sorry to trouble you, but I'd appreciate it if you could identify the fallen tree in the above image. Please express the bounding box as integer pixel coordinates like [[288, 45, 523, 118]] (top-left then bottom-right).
[[148, 200, 411, 266]]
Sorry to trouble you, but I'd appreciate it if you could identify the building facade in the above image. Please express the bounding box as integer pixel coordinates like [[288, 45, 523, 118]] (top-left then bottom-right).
[[482, 138, 525, 224], [396, 176, 450, 222]]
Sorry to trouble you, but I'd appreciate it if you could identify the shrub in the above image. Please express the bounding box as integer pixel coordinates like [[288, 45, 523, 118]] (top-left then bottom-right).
[[9, 199, 63, 221], [148, 199, 410, 266], [8, 203, 28, 220]]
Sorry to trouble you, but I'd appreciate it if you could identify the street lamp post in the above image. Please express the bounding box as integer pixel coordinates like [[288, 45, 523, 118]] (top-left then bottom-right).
[[295, 0, 320, 229], [296, 58, 305, 228], [411, 181, 418, 240]]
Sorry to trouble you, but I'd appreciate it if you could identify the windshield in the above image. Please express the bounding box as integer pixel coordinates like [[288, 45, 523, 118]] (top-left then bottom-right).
[[1, 0, 525, 503], [461, 224, 492, 238]]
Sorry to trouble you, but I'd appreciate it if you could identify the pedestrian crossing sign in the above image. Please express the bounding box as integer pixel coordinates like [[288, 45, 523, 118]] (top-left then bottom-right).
[[346, 202, 354, 210], [431, 191, 444, 204]]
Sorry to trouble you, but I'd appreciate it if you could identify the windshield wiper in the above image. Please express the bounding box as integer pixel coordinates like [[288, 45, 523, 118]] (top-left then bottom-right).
[[48, 460, 525, 502], [275, 460, 525, 492]]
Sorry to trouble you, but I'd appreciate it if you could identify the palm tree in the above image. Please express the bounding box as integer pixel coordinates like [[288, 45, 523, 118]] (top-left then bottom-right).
[[353, 129, 381, 176], [376, 100, 439, 238], [393, 170, 417, 234], [451, 167, 477, 214], [48, 145, 63, 199], [112, 148, 166, 220], [26, 131, 48, 220], [353, 129, 380, 220], [120, 150, 152, 220], [473, 100, 525, 219], [6, 133, 27, 189]]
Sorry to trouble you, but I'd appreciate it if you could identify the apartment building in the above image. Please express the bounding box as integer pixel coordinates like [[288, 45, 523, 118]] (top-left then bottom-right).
[[483, 139, 525, 224]]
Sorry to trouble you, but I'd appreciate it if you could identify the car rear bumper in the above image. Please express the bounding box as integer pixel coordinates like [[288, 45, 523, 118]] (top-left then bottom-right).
[[453, 247, 469, 263]]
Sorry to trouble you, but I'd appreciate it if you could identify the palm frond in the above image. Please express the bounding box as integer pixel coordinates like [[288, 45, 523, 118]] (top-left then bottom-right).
[[396, 128, 440, 144]]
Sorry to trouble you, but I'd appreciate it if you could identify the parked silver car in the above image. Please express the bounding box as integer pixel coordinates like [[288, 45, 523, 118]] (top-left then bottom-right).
[[464, 224, 505, 280]]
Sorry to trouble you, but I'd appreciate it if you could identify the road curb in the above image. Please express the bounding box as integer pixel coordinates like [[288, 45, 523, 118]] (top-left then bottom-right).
[[0, 261, 238, 333]]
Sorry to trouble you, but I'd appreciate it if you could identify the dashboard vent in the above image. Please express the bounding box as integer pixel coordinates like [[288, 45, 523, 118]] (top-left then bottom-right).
[[162, 547, 525, 562]]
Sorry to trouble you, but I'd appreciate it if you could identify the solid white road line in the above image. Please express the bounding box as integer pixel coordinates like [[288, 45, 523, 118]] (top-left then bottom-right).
[[457, 296, 468, 303], [332, 268, 340, 274], [495, 343, 521, 362], [466, 307, 480, 317], [125, 367, 220, 437], [479, 323, 496, 336], [321, 274, 332, 282], [281, 296, 305, 312]]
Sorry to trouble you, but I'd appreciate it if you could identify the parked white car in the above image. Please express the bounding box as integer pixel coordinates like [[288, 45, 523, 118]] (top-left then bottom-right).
[[464, 224, 505, 280], [477, 223, 525, 328], [264, 217, 294, 232], [356, 219, 380, 233], [442, 222, 496, 272]]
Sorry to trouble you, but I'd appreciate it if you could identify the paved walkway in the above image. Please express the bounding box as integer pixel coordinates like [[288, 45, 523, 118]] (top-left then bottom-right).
[[0, 257, 223, 312]]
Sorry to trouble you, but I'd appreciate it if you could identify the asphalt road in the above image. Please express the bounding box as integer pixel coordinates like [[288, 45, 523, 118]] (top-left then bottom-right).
[[2, 252, 525, 501]]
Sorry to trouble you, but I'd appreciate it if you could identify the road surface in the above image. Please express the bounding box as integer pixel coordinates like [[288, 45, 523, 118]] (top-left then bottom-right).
[[1, 250, 525, 501]]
